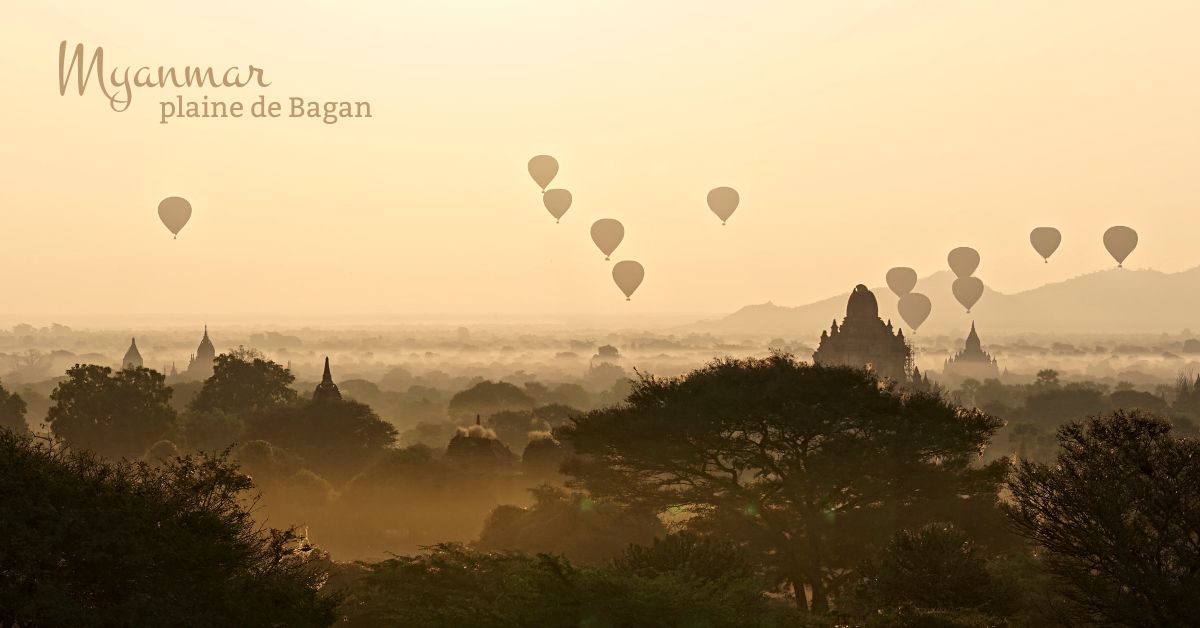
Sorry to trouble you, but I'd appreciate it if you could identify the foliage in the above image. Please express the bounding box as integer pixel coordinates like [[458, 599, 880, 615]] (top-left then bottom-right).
[[246, 398, 397, 483], [1006, 410, 1200, 626], [477, 485, 664, 566], [190, 352, 297, 417], [447, 380, 536, 421], [849, 524, 1013, 615], [338, 543, 798, 628], [613, 532, 756, 584], [0, 378, 28, 433], [0, 430, 336, 627], [47, 365, 177, 459], [562, 356, 1006, 612]]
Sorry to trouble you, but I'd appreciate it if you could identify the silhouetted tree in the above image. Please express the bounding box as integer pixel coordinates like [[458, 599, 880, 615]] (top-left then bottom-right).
[[340, 543, 779, 627], [47, 365, 176, 459], [852, 523, 1010, 614], [476, 485, 664, 566], [190, 352, 297, 417], [1007, 411, 1200, 626], [0, 379, 28, 433], [246, 398, 397, 484], [1109, 389, 1168, 413], [1023, 383, 1107, 425], [180, 408, 245, 452], [1034, 369, 1060, 387], [614, 532, 755, 584], [446, 380, 536, 420], [562, 356, 1006, 612], [0, 431, 336, 627]]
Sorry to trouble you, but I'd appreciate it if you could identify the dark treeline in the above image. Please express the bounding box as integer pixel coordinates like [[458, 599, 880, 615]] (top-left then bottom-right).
[[2, 352, 1199, 627]]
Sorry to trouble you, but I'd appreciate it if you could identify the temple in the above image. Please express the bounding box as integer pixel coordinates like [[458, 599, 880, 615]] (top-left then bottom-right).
[[185, 326, 217, 379], [313, 357, 342, 402], [813, 284, 915, 384], [122, 338, 143, 369], [943, 322, 1000, 381]]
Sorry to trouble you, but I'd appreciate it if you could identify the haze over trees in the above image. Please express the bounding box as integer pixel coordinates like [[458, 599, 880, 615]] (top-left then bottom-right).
[[4, 335, 1200, 626]]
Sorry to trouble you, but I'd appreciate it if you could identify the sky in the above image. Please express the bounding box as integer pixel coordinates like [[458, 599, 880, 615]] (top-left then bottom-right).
[[1, 1, 1197, 325]]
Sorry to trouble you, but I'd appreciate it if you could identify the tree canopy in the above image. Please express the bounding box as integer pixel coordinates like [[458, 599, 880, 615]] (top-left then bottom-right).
[[561, 355, 1007, 611], [190, 352, 297, 417], [47, 365, 176, 459], [1007, 410, 1200, 626], [0, 379, 28, 434], [0, 430, 336, 627]]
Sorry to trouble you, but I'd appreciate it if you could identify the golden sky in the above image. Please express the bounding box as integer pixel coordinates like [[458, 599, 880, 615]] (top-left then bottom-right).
[[2, 1, 1198, 324]]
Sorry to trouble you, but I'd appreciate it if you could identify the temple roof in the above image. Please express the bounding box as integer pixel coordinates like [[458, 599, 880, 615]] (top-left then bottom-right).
[[965, 321, 982, 353], [313, 356, 342, 402], [846, 284, 879, 320], [122, 338, 143, 368], [196, 325, 215, 357]]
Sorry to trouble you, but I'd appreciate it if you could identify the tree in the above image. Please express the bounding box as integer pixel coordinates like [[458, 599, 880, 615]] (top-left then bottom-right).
[[561, 355, 1006, 612], [339, 543, 784, 628], [476, 485, 664, 566], [446, 380, 536, 421], [190, 352, 297, 417], [1034, 369, 1060, 387], [47, 365, 177, 459], [1109, 389, 1168, 413], [1007, 411, 1200, 626], [0, 430, 336, 627], [0, 379, 28, 433], [246, 398, 397, 484], [851, 523, 1008, 614], [614, 532, 755, 584]]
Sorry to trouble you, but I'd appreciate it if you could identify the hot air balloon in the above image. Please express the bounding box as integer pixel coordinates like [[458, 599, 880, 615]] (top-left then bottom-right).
[[947, 247, 980, 279], [612, 260, 644, 301], [886, 267, 918, 298], [707, 187, 739, 225], [527, 155, 558, 190], [542, 189, 572, 223], [590, 219, 624, 260], [1103, 226, 1138, 268], [952, 277, 984, 313], [897, 292, 931, 331], [158, 196, 192, 239], [1029, 227, 1061, 263]]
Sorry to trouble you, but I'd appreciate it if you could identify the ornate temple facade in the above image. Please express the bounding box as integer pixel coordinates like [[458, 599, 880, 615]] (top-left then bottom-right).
[[122, 338, 143, 369], [813, 284, 915, 384], [943, 322, 1000, 381]]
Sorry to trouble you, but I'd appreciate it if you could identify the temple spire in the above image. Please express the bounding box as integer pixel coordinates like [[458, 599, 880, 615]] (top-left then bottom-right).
[[122, 337, 144, 369], [313, 356, 342, 402]]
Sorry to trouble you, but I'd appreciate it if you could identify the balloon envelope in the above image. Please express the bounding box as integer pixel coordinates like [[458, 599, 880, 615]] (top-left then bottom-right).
[[527, 155, 558, 190], [1029, 227, 1061, 262], [612, 260, 644, 300], [885, 267, 918, 298], [706, 187, 739, 224], [158, 196, 192, 238], [542, 189, 572, 222], [897, 292, 932, 331], [1103, 226, 1138, 267], [947, 247, 980, 278], [590, 219, 624, 260], [952, 277, 985, 313]]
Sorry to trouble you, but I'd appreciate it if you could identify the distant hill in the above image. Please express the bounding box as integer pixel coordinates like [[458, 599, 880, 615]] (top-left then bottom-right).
[[690, 267, 1200, 337]]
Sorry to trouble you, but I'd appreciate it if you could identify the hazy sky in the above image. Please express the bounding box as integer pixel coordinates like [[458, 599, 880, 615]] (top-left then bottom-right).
[[2, 1, 1197, 324]]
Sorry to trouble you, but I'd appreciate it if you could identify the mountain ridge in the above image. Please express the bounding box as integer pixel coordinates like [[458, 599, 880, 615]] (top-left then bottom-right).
[[690, 266, 1200, 337]]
